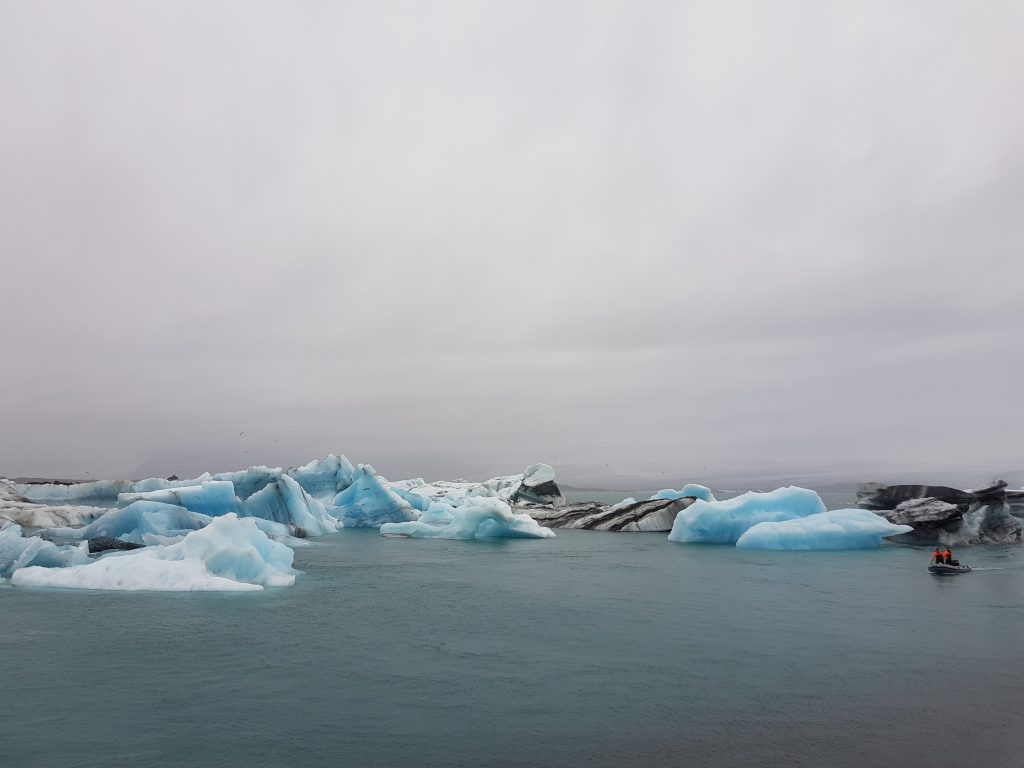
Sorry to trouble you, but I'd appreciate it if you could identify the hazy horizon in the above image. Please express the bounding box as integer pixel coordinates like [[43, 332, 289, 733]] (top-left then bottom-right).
[[3, 2, 1023, 483]]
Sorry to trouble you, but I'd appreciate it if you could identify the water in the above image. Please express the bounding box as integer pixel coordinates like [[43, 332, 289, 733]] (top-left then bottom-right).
[[3, 530, 1022, 768]]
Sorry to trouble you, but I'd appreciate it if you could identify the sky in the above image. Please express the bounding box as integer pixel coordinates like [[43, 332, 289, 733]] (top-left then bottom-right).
[[1, 1, 1023, 486]]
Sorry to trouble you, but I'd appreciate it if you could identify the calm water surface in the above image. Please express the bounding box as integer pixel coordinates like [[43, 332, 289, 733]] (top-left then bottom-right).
[[2, 530, 1022, 768]]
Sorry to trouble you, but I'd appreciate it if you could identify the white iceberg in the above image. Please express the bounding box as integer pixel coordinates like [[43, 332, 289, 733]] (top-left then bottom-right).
[[0, 480, 107, 529], [12, 514, 297, 591], [379, 497, 555, 540], [736, 509, 914, 550], [668, 487, 826, 544], [388, 463, 565, 508]]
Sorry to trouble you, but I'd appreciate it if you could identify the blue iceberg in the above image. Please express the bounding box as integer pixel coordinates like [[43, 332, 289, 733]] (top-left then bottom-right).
[[331, 466, 417, 528], [668, 487, 826, 544], [70, 501, 211, 545], [12, 514, 297, 591], [119, 477, 341, 536], [1, 524, 90, 577], [736, 509, 914, 550], [379, 497, 555, 540]]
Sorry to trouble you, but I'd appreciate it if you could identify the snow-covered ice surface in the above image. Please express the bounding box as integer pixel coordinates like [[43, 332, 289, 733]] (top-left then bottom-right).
[[388, 463, 565, 508], [668, 487, 827, 544], [12, 515, 297, 591], [380, 497, 555, 540], [0, 481, 106, 529], [736, 509, 913, 550]]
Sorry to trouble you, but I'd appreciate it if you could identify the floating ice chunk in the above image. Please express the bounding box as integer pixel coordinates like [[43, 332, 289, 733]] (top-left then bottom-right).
[[331, 466, 417, 528], [610, 497, 637, 511], [388, 464, 565, 508], [651, 484, 716, 503], [523, 463, 556, 487], [390, 486, 431, 512], [380, 497, 555, 540], [284, 454, 356, 501], [117, 481, 242, 517], [50, 501, 211, 546], [242, 475, 340, 536], [0, 524, 90, 577], [515, 463, 565, 506], [736, 509, 913, 550], [668, 487, 826, 544], [12, 514, 297, 591]]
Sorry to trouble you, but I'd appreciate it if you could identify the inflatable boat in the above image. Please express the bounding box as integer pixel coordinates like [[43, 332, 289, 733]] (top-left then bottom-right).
[[928, 563, 971, 575]]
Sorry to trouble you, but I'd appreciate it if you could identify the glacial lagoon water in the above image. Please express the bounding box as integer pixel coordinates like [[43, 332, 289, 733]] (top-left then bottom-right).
[[3, 529, 1022, 768]]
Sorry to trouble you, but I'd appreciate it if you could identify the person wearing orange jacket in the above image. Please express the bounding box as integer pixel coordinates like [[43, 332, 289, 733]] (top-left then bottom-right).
[[932, 547, 944, 564]]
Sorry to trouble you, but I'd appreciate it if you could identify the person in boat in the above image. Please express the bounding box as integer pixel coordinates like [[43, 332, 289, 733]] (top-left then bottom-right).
[[932, 547, 944, 564], [944, 547, 954, 564]]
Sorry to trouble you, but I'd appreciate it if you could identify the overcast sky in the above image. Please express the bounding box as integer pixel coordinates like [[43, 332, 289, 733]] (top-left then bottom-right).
[[1, 1, 1022, 485]]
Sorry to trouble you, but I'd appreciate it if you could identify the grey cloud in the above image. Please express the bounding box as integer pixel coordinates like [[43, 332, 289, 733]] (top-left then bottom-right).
[[2, 1, 1023, 485]]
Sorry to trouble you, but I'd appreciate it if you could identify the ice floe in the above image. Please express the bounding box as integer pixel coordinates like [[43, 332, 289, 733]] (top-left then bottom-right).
[[12, 514, 297, 591], [668, 487, 826, 544], [380, 497, 555, 540], [736, 509, 913, 550]]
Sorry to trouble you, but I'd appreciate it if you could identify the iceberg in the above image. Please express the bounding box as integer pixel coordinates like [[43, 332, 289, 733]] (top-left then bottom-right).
[[736, 509, 913, 550], [668, 487, 826, 544], [331, 466, 417, 528], [1, 524, 90, 577], [1, 480, 107, 529], [389, 464, 566, 509], [13, 454, 357, 507], [118, 481, 242, 517], [651, 484, 715, 503], [56, 501, 212, 546], [380, 497, 555, 540], [12, 514, 297, 591], [120, 477, 340, 536], [242, 475, 340, 536]]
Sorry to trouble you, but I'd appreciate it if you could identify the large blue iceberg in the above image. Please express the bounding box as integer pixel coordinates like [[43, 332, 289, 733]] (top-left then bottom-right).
[[379, 497, 555, 540], [12, 514, 297, 591], [736, 509, 913, 550], [668, 487, 826, 544]]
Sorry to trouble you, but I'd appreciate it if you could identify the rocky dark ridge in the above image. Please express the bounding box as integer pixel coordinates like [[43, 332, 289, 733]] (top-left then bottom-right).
[[858, 480, 1023, 544], [519, 497, 696, 532], [87, 537, 145, 554]]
